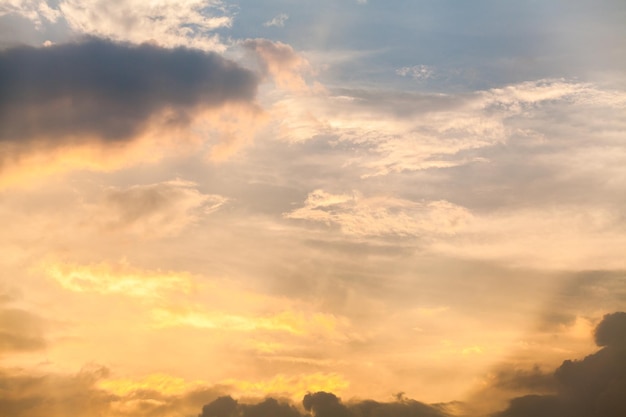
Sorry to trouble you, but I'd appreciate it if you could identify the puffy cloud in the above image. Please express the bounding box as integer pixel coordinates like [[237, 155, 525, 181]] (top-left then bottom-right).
[[0, 0, 61, 27], [496, 312, 626, 417], [594, 312, 626, 348], [304, 392, 351, 417], [2, 0, 231, 50]]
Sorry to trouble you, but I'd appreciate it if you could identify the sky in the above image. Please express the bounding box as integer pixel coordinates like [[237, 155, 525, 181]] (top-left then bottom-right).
[[1, 1, 626, 416]]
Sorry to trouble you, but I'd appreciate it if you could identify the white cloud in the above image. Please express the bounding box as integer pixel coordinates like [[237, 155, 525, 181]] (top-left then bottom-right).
[[59, 0, 232, 50], [0, 0, 61, 27], [268, 79, 626, 178], [263, 13, 288, 28], [396, 65, 435, 80], [3, 0, 232, 50]]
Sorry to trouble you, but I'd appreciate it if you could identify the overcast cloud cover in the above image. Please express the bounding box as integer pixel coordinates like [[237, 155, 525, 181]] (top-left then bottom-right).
[[1, 1, 625, 416]]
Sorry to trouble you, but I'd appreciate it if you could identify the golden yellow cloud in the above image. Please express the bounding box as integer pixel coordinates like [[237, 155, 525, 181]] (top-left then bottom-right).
[[43, 260, 194, 299]]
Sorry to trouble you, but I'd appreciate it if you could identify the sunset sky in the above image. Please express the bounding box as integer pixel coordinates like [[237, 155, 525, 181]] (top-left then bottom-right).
[[1, 1, 626, 416]]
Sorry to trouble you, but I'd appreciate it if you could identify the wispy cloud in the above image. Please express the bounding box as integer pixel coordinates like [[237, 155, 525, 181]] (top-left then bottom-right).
[[264, 13, 288, 27]]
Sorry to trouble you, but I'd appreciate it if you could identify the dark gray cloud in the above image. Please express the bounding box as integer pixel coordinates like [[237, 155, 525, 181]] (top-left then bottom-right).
[[484, 366, 556, 393], [496, 312, 626, 417], [243, 398, 302, 417], [199, 392, 449, 417], [349, 397, 450, 417], [200, 396, 239, 417], [594, 312, 626, 348], [303, 392, 352, 417], [0, 38, 258, 148]]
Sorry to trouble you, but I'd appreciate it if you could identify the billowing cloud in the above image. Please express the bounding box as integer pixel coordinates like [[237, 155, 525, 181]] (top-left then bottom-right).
[[496, 312, 626, 417]]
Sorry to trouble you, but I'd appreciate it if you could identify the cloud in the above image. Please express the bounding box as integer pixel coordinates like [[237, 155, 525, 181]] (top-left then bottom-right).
[[2, 0, 231, 51], [0, 38, 258, 185], [303, 392, 352, 417], [243, 39, 311, 92], [98, 180, 227, 237], [267, 79, 626, 179], [224, 374, 349, 402], [285, 190, 472, 238], [43, 260, 195, 299], [264, 13, 289, 28], [496, 312, 626, 417], [201, 395, 239, 417], [0, 38, 256, 144], [594, 311, 626, 348], [0, 365, 226, 417], [396, 65, 435, 80], [151, 306, 347, 338], [201, 391, 450, 417], [0, 0, 61, 28], [0, 302, 45, 354]]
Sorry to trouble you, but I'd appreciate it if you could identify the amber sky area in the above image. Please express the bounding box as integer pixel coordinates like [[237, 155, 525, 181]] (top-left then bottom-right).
[[1, 1, 626, 417]]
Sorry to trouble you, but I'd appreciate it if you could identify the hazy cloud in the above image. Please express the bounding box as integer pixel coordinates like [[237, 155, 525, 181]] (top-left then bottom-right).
[[0, 365, 225, 417], [0, 307, 45, 353], [99, 180, 227, 237]]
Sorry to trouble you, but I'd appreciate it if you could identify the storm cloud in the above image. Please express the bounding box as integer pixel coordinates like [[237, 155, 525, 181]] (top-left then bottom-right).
[[496, 312, 626, 417], [0, 38, 258, 146]]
